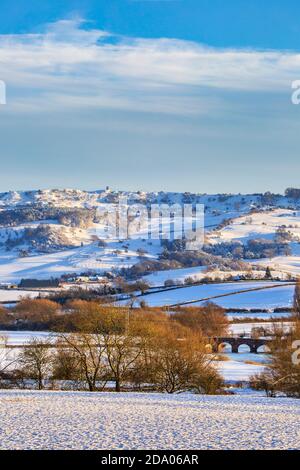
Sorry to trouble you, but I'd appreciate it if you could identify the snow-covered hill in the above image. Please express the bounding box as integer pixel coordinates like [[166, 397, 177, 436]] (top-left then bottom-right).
[[0, 188, 300, 283]]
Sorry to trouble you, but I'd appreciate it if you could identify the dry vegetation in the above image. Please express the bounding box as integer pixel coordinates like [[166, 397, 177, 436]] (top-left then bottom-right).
[[250, 282, 300, 398], [0, 300, 228, 394]]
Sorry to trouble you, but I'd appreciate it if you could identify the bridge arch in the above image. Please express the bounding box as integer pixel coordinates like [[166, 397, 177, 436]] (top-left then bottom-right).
[[257, 344, 271, 353], [218, 342, 232, 353], [237, 343, 251, 354]]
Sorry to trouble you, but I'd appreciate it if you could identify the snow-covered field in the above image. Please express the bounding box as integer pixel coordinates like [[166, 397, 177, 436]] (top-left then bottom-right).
[[0, 289, 44, 302], [143, 267, 272, 287], [143, 266, 207, 286], [228, 311, 292, 320], [254, 248, 300, 277], [206, 207, 300, 277], [229, 321, 293, 335], [209, 208, 300, 244], [0, 238, 162, 283], [218, 358, 265, 382], [127, 281, 295, 309], [0, 330, 52, 345], [0, 390, 299, 450]]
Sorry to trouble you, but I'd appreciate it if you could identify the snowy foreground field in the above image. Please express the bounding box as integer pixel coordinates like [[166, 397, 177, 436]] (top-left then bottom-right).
[[0, 391, 299, 450]]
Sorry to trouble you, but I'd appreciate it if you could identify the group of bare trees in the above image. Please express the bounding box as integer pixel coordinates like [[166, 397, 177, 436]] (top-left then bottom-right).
[[0, 305, 225, 395], [250, 321, 300, 398], [250, 283, 300, 398]]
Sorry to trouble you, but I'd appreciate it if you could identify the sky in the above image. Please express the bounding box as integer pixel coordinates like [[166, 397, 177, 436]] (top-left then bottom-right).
[[0, 0, 300, 194]]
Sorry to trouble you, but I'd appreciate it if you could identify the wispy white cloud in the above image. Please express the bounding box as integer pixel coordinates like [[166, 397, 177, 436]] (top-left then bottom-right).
[[0, 19, 299, 116]]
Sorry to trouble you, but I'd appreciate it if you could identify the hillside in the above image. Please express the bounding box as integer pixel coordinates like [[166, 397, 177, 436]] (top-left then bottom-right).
[[0, 188, 300, 283]]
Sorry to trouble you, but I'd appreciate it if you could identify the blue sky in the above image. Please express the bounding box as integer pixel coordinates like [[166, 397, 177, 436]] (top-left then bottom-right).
[[2, 0, 300, 50], [0, 1, 300, 193]]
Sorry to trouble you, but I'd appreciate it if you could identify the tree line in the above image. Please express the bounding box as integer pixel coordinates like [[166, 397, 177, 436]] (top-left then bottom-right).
[[1, 286, 300, 398], [0, 302, 227, 394]]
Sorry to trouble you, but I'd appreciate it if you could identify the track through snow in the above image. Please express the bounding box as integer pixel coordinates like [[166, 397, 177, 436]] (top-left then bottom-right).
[[0, 391, 299, 450]]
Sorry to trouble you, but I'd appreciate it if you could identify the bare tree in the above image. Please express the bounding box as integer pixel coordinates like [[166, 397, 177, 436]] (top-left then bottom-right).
[[294, 281, 300, 320], [0, 335, 18, 384], [102, 316, 146, 392], [146, 326, 221, 394], [52, 345, 81, 384], [18, 338, 53, 390], [55, 333, 108, 391], [173, 303, 229, 338], [0, 306, 11, 326], [250, 321, 300, 398], [191, 363, 224, 395]]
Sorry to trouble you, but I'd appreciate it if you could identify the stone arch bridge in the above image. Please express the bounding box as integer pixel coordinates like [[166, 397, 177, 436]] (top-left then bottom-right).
[[208, 337, 271, 354]]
